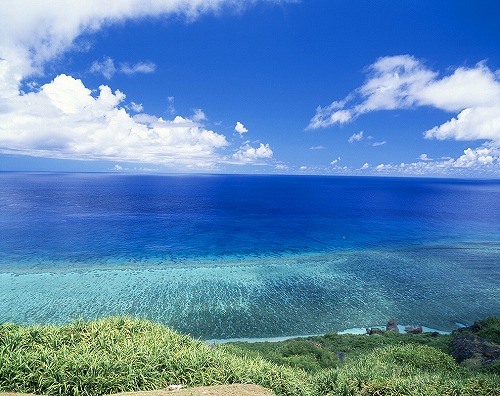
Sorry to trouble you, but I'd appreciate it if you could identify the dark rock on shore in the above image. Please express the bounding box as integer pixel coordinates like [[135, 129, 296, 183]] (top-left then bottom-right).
[[455, 320, 483, 334], [450, 334, 500, 365], [386, 318, 399, 333], [405, 325, 423, 334], [366, 327, 385, 336]]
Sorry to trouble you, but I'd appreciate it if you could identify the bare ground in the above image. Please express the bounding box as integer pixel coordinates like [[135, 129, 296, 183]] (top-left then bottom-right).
[[0, 384, 275, 396]]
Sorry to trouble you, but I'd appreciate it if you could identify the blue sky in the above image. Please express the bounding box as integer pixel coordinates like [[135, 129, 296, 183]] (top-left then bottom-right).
[[0, 0, 499, 176]]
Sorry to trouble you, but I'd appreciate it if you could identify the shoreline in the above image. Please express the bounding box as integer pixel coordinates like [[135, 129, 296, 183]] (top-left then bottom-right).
[[205, 324, 451, 344]]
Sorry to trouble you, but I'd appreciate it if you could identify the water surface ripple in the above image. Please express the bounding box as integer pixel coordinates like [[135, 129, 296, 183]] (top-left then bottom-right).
[[0, 173, 499, 338]]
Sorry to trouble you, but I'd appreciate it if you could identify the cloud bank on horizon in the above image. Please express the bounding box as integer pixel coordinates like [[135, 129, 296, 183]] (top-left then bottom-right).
[[0, 0, 285, 169], [308, 55, 500, 175]]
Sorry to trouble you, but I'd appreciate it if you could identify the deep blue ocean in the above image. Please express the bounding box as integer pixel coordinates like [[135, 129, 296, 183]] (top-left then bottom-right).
[[0, 172, 499, 339]]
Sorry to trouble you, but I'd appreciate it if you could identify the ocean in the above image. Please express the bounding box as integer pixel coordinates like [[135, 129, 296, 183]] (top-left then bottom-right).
[[0, 172, 499, 339]]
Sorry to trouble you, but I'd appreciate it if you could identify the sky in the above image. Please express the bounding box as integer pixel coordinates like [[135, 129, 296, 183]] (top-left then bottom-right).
[[0, 0, 499, 177]]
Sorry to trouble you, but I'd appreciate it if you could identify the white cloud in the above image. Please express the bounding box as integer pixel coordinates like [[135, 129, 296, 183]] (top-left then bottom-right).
[[234, 121, 249, 135], [167, 96, 176, 115], [453, 145, 498, 168], [192, 108, 207, 122], [0, 0, 292, 169], [348, 131, 363, 143], [308, 107, 352, 129], [0, 74, 229, 168], [424, 106, 500, 142], [375, 163, 399, 172], [120, 61, 156, 75], [0, 0, 293, 78], [275, 163, 288, 171], [286, 144, 500, 176], [330, 156, 341, 165], [309, 145, 325, 150], [307, 55, 500, 145], [129, 102, 144, 112], [231, 142, 273, 164], [90, 57, 116, 79], [417, 62, 500, 112], [90, 57, 156, 79], [372, 141, 386, 147], [374, 143, 500, 176]]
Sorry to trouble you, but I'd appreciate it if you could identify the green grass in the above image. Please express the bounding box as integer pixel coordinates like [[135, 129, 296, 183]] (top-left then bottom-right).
[[226, 331, 452, 372], [224, 339, 340, 373], [227, 320, 500, 395], [458, 316, 500, 344], [0, 317, 309, 396], [325, 344, 499, 396], [0, 316, 499, 395]]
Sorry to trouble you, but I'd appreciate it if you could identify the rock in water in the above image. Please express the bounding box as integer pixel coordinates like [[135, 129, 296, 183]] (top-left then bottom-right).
[[386, 318, 399, 333], [405, 325, 423, 334]]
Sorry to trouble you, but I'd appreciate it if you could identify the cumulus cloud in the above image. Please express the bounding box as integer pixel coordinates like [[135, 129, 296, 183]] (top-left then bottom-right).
[[348, 131, 363, 143], [453, 145, 498, 168], [234, 121, 249, 135], [372, 141, 386, 147], [231, 142, 273, 164], [374, 143, 500, 176], [0, 0, 292, 169], [0, 74, 228, 167], [359, 163, 369, 170], [307, 55, 500, 145], [424, 106, 500, 142]]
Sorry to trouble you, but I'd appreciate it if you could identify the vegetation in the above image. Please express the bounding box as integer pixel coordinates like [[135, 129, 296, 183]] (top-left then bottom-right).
[[456, 316, 500, 344], [226, 330, 451, 372], [0, 316, 498, 395], [0, 317, 308, 396]]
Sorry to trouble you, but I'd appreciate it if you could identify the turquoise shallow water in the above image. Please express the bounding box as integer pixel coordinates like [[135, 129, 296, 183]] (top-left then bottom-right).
[[0, 173, 499, 338]]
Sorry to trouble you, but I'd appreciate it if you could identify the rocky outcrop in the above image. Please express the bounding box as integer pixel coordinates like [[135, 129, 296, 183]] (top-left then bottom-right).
[[366, 327, 385, 336], [450, 334, 500, 365], [386, 318, 399, 333], [404, 325, 423, 334], [455, 320, 483, 334], [366, 319, 422, 335]]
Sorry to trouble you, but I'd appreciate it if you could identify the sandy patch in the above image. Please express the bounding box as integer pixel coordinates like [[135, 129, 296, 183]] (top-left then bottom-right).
[[0, 384, 275, 396]]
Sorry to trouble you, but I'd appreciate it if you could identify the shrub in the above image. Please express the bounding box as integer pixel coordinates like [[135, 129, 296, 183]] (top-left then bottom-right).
[[309, 368, 339, 396], [224, 339, 339, 373], [473, 316, 500, 344], [330, 344, 500, 396]]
